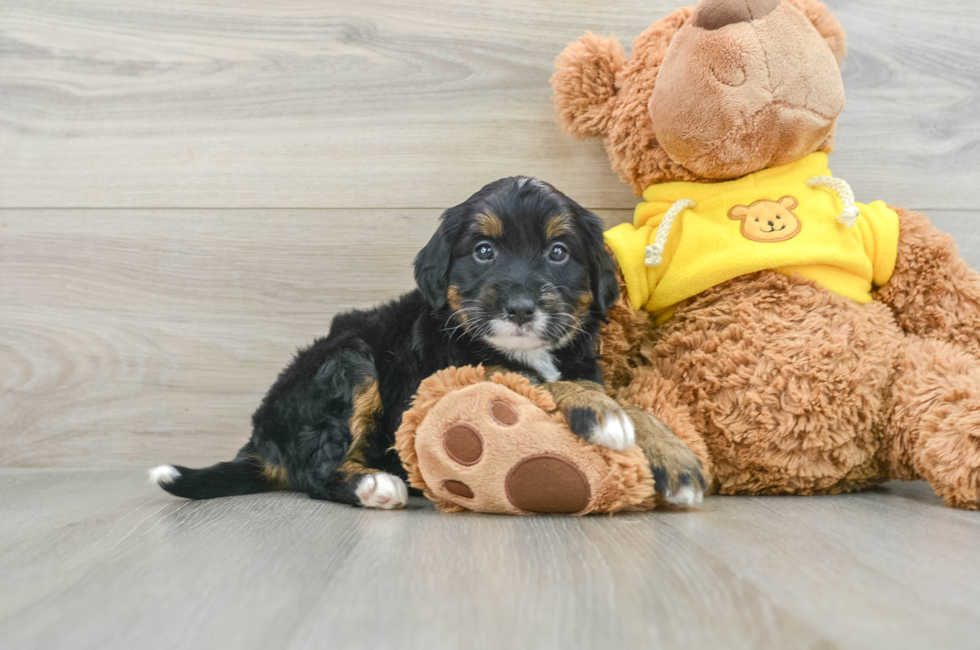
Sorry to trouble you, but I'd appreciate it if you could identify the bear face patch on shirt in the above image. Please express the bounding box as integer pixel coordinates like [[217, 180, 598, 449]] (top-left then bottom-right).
[[728, 196, 802, 243]]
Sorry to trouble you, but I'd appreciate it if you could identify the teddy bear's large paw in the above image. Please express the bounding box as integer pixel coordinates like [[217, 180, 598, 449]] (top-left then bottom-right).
[[622, 405, 706, 507], [404, 374, 661, 515], [436, 400, 593, 514]]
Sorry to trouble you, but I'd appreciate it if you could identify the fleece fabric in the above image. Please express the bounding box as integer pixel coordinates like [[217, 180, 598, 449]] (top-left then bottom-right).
[[604, 152, 899, 316]]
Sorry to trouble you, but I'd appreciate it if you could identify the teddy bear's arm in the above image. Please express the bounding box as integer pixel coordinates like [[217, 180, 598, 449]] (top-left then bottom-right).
[[875, 207, 980, 358]]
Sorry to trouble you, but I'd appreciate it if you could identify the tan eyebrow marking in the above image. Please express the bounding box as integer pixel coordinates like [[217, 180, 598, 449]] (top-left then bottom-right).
[[546, 214, 573, 239], [474, 212, 504, 238]]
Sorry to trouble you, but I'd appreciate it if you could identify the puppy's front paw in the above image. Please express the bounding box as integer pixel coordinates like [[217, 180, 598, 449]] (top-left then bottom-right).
[[652, 443, 706, 507], [355, 473, 408, 509], [658, 472, 705, 507], [623, 405, 706, 507], [567, 405, 636, 451]]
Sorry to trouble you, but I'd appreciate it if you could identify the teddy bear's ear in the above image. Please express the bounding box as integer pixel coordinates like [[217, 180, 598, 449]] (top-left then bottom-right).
[[785, 0, 847, 64], [728, 205, 749, 220], [551, 32, 626, 140], [778, 196, 799, 210]]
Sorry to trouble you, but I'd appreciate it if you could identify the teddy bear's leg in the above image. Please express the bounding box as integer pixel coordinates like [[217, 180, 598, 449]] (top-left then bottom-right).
[[885, 336, 980, 509], [401, 375, 658, 514], [876, 207, 980, 357], [543, 379, 707, 505]]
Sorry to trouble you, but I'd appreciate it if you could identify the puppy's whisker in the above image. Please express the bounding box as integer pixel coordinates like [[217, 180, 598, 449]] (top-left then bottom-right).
[[442, 305, 486, 345]]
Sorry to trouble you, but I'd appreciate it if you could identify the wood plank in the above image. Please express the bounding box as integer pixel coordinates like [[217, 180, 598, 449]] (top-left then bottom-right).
[[0, 208, 630, 467], [1, 470, 979, 649], [1, 0, 977, 209], [3, 208, 979, 467]]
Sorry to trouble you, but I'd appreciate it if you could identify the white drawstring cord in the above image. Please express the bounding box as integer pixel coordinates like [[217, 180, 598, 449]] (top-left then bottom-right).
[[806, 176, 859, 227], [645, 199, 696, 267]]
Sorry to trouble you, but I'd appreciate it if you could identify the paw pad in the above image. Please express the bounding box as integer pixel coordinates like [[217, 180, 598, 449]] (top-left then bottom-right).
[[504, 454, 591, 514], [443, 424, 483, 465], [490, 400, 518, 426], [442, 479, 474, 499]]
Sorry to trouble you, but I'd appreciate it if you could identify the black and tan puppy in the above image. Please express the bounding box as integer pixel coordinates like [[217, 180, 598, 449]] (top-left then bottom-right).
[[151, 177, 703, 508]]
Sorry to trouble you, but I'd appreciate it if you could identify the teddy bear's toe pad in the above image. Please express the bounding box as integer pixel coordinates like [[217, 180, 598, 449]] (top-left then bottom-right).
[[443, 424, 483, 465], [490, 400, 519, 426], [443, 479, 475, 498], [505, 454, 591, 514]]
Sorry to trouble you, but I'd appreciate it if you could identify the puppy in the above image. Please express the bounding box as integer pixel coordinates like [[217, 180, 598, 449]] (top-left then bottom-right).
[[151, 177, 701, 508]]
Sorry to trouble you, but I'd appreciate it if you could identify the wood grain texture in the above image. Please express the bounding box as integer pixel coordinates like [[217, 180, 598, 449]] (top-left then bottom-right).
[[0, 209, 630, 467], [1, 0, 978, 209], [0, 470, 978, 650], [3, 2, 979, 647], [3, 209, 979, 467]]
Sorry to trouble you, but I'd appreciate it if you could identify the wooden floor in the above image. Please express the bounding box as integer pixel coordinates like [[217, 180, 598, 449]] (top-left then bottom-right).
[[1, 470, 979, 650]]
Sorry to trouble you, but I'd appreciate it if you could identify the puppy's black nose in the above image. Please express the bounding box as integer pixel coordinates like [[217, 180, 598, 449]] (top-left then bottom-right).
[[505, 298, 536, 326]]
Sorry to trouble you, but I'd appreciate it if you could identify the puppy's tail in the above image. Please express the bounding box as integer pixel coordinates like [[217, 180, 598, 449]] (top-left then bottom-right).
[[150, 443, 276, 500]]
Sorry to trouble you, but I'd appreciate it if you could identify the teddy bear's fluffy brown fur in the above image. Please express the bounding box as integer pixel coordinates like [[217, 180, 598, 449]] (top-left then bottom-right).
[[555, 0, 980, 509]]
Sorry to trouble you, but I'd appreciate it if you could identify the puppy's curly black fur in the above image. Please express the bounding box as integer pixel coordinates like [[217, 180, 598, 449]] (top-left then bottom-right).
[[152, 177, 620, 508]]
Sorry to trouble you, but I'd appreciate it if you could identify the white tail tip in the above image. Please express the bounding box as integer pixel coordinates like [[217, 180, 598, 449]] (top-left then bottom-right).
[[149, 465, 181, 485]]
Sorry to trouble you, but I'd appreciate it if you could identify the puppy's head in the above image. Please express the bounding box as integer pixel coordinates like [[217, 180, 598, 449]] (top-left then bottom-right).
[[414, 177, 618, 352]]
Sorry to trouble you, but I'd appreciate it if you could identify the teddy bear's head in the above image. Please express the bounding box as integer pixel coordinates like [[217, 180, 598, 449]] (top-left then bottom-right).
[[552, 0, 847, 194]]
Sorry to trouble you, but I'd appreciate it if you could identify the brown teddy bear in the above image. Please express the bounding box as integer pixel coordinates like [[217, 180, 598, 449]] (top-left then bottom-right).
[[552, 0, 980, 509], [395, 0, 980, 513]]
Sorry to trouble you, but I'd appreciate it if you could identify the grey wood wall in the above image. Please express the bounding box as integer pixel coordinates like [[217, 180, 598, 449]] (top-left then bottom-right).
[[2, 0, 978, 467]]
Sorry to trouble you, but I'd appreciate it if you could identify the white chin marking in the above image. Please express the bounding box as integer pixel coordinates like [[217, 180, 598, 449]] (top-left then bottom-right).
[[664, 484, 704, 507], [485, 333, 546, 351], [485, 317, 561, 382], [485, 318, 547, 351], [356, 473, 408, 510], [590, 412, 636, 451], [149, 465, 181, 485]]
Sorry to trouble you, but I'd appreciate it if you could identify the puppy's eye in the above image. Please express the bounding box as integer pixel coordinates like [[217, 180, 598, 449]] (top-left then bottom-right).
[[474, 242, 495, 262], [548, 244, 569, 263]]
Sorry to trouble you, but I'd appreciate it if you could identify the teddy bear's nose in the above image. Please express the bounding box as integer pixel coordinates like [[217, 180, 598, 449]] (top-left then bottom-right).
[[694, 0, 779, 30]]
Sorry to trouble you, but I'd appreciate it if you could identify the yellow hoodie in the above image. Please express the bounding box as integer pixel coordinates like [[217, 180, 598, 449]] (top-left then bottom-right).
[[603, 152, 899, 319]]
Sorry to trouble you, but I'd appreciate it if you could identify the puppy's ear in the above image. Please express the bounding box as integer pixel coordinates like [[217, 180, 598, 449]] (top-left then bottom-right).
[[576, 207, 619, 320], [414, 209, 459, 309]]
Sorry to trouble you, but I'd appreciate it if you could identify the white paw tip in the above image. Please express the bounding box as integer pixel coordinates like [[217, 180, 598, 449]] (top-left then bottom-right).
[[149, 465, 181, 485], [665, 484, 704, 507], [356, 473, 408, 510], [592, 412, 636, 451]]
